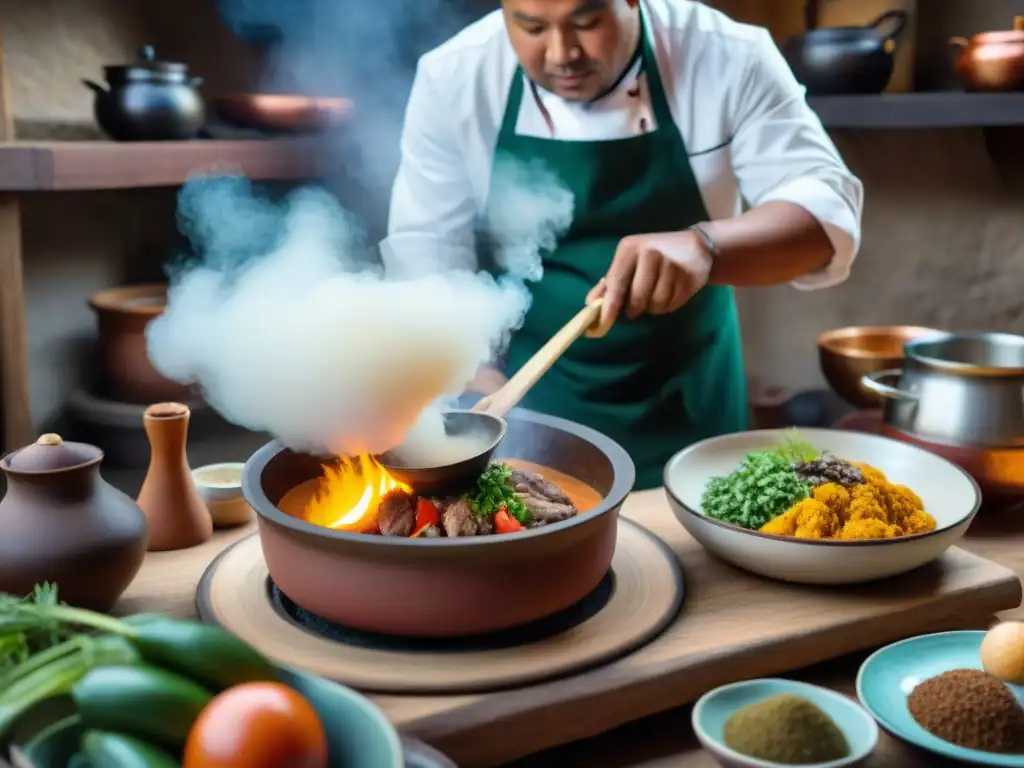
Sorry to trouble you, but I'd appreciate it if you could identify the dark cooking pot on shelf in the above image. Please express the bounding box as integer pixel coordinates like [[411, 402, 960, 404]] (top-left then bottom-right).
[[83, 46, 206, 141], [242, 408, 634, 638], [861, 332, 1024, 503], [783, 10, 910, 96]]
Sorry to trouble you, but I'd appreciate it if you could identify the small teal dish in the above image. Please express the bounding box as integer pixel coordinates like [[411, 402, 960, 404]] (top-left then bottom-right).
[[857, 631, 1024, 767], [693, 678, 879, 767]]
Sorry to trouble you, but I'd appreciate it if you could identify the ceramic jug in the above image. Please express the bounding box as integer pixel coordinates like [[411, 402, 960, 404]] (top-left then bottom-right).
[[0, 433, 148, 611], [137, 402, 213, 550]]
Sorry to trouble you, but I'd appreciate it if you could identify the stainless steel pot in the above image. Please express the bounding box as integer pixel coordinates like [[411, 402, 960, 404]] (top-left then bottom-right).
[[861, 331, 1024, 501]]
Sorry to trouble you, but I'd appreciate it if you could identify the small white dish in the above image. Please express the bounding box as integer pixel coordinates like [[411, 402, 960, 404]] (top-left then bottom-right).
[[664, 428, 980, 585], [192, 462, 253, 528], [693, 678, 879, 768]]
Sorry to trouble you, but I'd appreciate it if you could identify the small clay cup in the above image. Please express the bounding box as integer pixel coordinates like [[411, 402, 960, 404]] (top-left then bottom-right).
[[137, 403, 213, 550], [0, 433, 148, 611]]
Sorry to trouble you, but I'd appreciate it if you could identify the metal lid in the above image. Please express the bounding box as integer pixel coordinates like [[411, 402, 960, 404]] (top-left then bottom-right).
[[105, 46, 188, 76], [2, 433, 103, 473]]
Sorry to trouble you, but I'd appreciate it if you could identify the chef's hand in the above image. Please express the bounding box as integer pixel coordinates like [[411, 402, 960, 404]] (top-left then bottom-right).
[[585, 230, 714, 330]]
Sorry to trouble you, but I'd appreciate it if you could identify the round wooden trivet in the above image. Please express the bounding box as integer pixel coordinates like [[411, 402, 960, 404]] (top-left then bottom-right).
[[196, 518, 684, 694]]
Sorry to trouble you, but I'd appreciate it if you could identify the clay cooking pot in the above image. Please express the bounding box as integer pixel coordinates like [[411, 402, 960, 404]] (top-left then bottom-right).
[[242, 408, 635, 638], [951, 17, 1024, 92], [89, 284, 195, 404], [0, 433, 148, 611]]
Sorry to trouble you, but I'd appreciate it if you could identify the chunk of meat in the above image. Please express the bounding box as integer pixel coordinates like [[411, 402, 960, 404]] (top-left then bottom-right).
[[477, 514, 495, 536], [519, 494, 577, 524], [510, 469, 572, 506], [377, 489, 416, 536], [442, 499, 479, 537], [510, 468, 578, 525]]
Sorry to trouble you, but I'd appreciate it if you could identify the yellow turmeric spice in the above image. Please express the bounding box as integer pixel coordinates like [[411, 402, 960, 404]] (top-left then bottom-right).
[[759, 462, 936, 540]]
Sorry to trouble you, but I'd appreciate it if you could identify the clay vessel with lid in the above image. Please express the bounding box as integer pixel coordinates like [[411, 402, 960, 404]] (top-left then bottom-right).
[[0, 433, 148, 611], [137, 402, 213, 550]]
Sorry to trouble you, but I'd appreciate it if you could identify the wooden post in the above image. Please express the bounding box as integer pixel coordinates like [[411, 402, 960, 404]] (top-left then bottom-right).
[[0, 19, 32, 451]]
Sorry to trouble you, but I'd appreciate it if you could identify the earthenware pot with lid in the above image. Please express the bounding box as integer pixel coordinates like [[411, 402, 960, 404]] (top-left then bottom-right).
[[950, 17, 1024, 92], [0, 433, 148, 611], [861, 331, 1024, 501], [82, 45, 206, 141]]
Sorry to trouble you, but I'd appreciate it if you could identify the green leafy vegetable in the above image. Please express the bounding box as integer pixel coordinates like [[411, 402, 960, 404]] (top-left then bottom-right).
[[465, 462, 531, 524], [769, 428, 821, 464], [701, 451, 811, 530], [0, 582, 67, 674]]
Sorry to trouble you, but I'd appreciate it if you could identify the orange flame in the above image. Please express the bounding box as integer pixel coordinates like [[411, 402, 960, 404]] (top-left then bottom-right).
[[304, 455, 410, 533]]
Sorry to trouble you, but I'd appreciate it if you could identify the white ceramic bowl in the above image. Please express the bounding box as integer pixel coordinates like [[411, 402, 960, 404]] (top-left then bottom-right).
[[664, 428, 980, 585], [192, 462, 253, 528]]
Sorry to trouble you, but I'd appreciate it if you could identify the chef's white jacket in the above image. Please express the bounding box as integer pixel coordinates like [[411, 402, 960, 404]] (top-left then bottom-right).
[[387, 0, 863, 290]]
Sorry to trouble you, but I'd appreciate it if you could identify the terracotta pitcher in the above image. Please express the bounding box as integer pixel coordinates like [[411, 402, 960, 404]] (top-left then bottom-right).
[[0, 433, 148, 611], [137, 402, 213, 550]]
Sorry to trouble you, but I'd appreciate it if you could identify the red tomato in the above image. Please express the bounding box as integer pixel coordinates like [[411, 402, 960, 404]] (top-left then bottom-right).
[[183, 682, 328, 768], [495, 507, 524, 534], [415, 497, 439, 530]]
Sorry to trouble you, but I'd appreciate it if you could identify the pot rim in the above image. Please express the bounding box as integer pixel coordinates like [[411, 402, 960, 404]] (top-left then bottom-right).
[[242, 408, 635, 550], [89, 283, 168, 317], [903, 331, 1024, 376], [817, 325, 941, 359]]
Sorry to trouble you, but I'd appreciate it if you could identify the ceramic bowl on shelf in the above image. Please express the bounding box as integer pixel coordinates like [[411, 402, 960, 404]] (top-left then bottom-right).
[[192, 462, 253, 528], [693, 678, 879, 768], [857, 631, 1024, 767], [664, 428, 981, 585], [817, 325, 939, 409]]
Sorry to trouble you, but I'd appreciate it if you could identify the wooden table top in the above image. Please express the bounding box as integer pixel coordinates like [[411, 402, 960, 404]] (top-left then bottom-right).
[[115, 496, 1024, 768]]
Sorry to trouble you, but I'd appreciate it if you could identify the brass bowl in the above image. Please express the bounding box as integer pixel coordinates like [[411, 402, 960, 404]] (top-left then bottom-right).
[[213, 94, 353, 134], [818, 325, 939, 408]]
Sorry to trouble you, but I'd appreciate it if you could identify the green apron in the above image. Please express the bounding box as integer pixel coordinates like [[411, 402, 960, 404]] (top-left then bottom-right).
[[484, 17, 747, 490]]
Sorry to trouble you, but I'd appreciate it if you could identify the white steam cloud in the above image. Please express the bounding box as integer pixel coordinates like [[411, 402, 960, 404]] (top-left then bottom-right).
[[146, 167, 574, 461]]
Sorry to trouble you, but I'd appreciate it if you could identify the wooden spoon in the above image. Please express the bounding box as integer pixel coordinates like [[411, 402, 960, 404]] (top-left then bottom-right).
[[473, 297, 606, 418]]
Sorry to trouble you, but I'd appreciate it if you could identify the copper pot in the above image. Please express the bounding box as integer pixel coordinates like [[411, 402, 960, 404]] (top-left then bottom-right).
[[89, 284, 195, 404], [213, 94, 352, 134], [0, 433, 148, 610], [242, 408, 634, 638], [951, 17, 1024, 92], [817, 325, 939, 409]]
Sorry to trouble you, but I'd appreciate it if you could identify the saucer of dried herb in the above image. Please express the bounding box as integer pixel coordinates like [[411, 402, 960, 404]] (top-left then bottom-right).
[[858, 631, 1024, 766]]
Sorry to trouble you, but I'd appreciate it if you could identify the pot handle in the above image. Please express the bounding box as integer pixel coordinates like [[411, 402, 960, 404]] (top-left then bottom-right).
[[82, 78, 108, 95], [860, 368, 919, 401], [870, 10, 910, 42]]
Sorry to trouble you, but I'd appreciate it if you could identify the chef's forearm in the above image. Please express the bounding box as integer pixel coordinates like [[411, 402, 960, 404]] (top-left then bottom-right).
[[698, 201, 835, 286]]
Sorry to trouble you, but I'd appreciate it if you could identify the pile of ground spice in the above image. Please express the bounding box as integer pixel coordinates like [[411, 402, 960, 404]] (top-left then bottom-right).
[[723, 693, 850, 764], [908, 669, 1024, 753]]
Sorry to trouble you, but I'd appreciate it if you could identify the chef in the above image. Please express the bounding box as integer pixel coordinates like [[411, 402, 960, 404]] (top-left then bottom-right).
[[386, 0, 863, 490]]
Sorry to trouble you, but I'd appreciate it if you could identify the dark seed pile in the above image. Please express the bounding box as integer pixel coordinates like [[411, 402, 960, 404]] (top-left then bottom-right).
[[908, 668, 1024, 753], [793, 454, 864, 488]]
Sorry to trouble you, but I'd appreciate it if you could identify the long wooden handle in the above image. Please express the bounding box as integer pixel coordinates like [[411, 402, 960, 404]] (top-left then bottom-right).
[[474, 298, 605, 418]]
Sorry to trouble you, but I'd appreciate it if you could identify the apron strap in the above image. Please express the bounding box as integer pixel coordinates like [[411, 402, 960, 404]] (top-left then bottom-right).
[[498, 68, 527, 141], [638, 11, 676, 130]]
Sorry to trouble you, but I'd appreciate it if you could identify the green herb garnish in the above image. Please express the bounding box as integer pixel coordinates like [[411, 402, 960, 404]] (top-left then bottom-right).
[[769, 428, 821, 464], [465, 462, 531, 524], [701, 430, 821, 530], [0, 582, 66, 674]]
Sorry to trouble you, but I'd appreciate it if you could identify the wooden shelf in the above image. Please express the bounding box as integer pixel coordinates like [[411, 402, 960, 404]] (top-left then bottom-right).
[[0, 137, 325, 191], [809, 92, 1024, 129]]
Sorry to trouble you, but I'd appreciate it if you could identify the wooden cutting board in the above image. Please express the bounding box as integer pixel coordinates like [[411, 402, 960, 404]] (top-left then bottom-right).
[[117, 489, 1022, 768]]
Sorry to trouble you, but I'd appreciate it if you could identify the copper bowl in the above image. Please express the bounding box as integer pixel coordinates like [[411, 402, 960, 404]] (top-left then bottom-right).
[[213, 93, 352, 134], [241, 408, 635, 638], [951, 17, 1024, 92], [818, 325, 939, 409]]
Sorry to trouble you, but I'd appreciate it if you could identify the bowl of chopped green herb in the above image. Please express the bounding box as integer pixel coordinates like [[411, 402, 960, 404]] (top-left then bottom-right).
[[663, 428, 980, 585]]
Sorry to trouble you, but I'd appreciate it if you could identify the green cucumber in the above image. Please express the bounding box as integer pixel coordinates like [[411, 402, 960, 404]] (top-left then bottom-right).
[[72, 665, 211, 750], [127, 618, 278, 691], [82, 730, 180, 768]]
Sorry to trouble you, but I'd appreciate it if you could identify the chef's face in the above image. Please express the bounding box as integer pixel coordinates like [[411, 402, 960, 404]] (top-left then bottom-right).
[[503, 0, 641, 101]]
